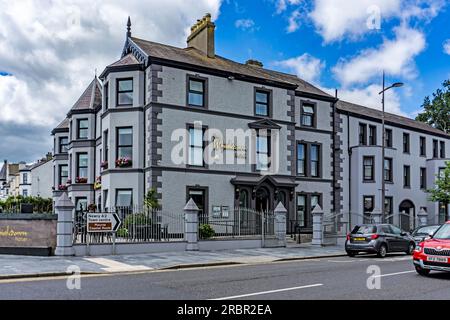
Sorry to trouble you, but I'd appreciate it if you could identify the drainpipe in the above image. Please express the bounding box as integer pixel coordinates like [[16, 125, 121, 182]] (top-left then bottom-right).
[[347, 113, 351, 228]]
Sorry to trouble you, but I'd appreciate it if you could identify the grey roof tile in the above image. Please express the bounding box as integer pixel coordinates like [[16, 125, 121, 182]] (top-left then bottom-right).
[[337, 100, 450, 137]]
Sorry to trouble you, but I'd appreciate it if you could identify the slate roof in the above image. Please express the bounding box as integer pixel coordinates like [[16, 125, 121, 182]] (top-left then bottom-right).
[[55, 118, 69, 130], [71, 77, 102, 111], [129, 37, 332, 98], [337, 100, 450, 137], [108, 53, 141, 67], [0, 163, 6, 181]]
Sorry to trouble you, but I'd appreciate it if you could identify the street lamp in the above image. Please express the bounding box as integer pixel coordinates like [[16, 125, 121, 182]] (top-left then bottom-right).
[[379, 71, 403, 221]]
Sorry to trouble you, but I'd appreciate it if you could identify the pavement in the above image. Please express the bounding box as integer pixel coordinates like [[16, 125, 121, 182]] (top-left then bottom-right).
[[1, 253, 450, 300], [0, 244, 345, 279]]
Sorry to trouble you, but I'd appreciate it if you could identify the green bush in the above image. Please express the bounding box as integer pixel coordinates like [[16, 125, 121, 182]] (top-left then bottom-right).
[[122, 213, 151, 229], [199, 224, 215, 239]]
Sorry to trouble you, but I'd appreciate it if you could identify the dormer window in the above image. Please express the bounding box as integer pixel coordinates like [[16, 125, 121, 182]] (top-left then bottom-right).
[[117, 78, 133, 106]]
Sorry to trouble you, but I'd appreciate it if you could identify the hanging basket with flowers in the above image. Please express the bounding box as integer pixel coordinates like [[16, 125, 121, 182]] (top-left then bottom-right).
[[75, 177, 88, 184]]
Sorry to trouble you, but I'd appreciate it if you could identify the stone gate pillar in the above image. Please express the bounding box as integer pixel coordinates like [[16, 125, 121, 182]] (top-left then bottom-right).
[[311, 205, 324, 246], [55, 192, 75, 256], [274, 202, 287, 247], [184, 198, 199, 251]]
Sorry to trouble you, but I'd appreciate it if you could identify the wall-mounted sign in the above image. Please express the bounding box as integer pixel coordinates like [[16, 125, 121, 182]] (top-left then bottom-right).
[[212, 206, 221, 218], [212, 138, 247, 159], [86, 213, 121, 233]]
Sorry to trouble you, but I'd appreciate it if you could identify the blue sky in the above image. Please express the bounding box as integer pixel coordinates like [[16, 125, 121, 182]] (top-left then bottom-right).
[[215, 0, 450, 117], [0, 0, 449, 163]]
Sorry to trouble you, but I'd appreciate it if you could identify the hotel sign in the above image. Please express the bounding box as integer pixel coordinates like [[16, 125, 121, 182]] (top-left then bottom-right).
[[212, 137, 247, 159]]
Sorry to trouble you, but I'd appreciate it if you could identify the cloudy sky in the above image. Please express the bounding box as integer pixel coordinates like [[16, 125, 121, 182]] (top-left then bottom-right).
[[0, 0, 449, 163]]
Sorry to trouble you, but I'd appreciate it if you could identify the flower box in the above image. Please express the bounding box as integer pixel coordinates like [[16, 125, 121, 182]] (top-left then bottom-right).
[[116, 157, 132, 168], [58, 185, 68, 191], [75, 177, 88, 184], [66, 179, 72, 185]]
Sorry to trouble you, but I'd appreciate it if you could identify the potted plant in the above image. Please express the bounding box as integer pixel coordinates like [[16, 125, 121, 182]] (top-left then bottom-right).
[[66, 179, 72, 185], [75, 177, 87, 184], [100, 161, 108, 170], [199, 224, 215, 239], [58, 184, 68, 191], [116, 157, 132, 168]]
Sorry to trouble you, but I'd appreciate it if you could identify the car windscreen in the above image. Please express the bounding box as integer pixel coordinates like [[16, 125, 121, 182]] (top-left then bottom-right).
[[352, 225, 377, 234], [413, 225, 440, 236], [432, 224, 450, 240]]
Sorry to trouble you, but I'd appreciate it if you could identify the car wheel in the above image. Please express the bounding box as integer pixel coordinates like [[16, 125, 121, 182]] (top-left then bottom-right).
[[405, 242, 415, 255], [346, 251, 357, 257], [377, 244, 387, 258], [415, 266, 430, 276]]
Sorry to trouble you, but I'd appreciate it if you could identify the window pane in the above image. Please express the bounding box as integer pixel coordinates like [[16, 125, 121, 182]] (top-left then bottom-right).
[[78, 154, 88, 167], [257, 136, 268, 153], [189, 147, 203, 166], [189, 80, 203, 92], [188, 92, 203, 106], [116, 190, 132, 207], [302, 115, 312, 126], [311, 195, 319, 209], [303, 106, 314, 113], [297, 195, 306, 227], [257, 154, 269, 171], [78, 168, 88, 178], [256, 103, 268, 116], [118, 128, 132, 145], [79, 120, 88, 129], [256, 91, 268, 103], [118, 80, 133, 91], [311, 145, 319, 161], [189, 128, 203, 147], [118, 92, 133, 105], [311, 162, 318, 177], [118, 146, 132, 159]]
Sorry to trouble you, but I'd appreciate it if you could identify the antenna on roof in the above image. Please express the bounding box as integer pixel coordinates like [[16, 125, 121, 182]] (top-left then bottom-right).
[[94, 68, 97, 79], [127, 16, 132, 38]]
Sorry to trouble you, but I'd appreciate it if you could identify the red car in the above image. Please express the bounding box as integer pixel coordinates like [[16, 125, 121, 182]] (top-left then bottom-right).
[[413, 221, 450, 276]]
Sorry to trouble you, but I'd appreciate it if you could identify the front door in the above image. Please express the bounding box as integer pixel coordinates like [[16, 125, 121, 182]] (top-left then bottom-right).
[[255, 187, 270, 212], [187, 188, 207, 222], [399, 200, 415, 232]]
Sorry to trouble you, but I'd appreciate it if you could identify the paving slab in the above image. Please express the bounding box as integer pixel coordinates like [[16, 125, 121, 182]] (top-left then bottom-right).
[[0, 244, 345, 279]]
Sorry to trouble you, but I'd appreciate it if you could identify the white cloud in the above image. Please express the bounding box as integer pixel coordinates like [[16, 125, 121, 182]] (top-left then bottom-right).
[[332, 26, 426, 86], [274, 53, 325, 83], [276, 0, 303, 14], [444, 39, 450, 55], [309, 0, 401, 43], [286, 10, 301, 33], [0, 0, 222, 160], [308, 0, 445, 43], [324, 84, 405, 116], [235, 19, 255, 31]]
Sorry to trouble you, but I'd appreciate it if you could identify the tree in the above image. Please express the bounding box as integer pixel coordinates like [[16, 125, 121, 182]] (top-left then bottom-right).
[[416, 80, 450, 134], [144, 188, 160, 209], [428, 161, 450, 206]]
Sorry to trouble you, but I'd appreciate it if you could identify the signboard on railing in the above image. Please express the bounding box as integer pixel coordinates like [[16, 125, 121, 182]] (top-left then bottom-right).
[[86, 213, 121, 233]]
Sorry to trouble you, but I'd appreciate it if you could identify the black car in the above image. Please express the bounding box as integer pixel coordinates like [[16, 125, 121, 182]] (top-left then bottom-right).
[[345, 224, 416, 258], [410, 225, 441, 244]]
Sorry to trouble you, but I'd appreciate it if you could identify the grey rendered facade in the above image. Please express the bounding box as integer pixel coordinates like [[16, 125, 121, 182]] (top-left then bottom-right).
[[51, 14, 450, 235]]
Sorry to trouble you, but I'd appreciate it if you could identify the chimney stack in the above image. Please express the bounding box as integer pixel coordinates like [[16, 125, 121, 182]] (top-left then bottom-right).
[[187, 13, 216, 58]]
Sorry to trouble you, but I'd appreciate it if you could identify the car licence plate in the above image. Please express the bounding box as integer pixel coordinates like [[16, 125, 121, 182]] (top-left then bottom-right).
[[427, 256, 448, 263], [354, 237, 366, 241]]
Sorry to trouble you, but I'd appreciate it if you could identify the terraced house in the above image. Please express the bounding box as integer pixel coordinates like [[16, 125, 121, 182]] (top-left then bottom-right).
[[51, 14, 450, 237]]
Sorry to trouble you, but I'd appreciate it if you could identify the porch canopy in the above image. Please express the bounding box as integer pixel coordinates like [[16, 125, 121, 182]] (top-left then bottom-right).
[[230, 175, 297, 188]]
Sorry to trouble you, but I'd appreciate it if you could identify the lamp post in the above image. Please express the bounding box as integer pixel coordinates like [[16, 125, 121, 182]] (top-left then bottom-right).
[[379, 71, 403, 221]]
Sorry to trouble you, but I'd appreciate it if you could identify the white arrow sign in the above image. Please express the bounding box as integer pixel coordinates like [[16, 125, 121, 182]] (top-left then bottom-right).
[[86, 213, 121, 233]]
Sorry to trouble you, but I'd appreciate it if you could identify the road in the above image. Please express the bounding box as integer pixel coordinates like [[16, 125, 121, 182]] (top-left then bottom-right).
[[1, 253, 449, 300]]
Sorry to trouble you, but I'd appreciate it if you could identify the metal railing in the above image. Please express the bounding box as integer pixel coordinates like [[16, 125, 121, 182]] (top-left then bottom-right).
[[198, 208, 274, 240], [73, 206, 185, 244]]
